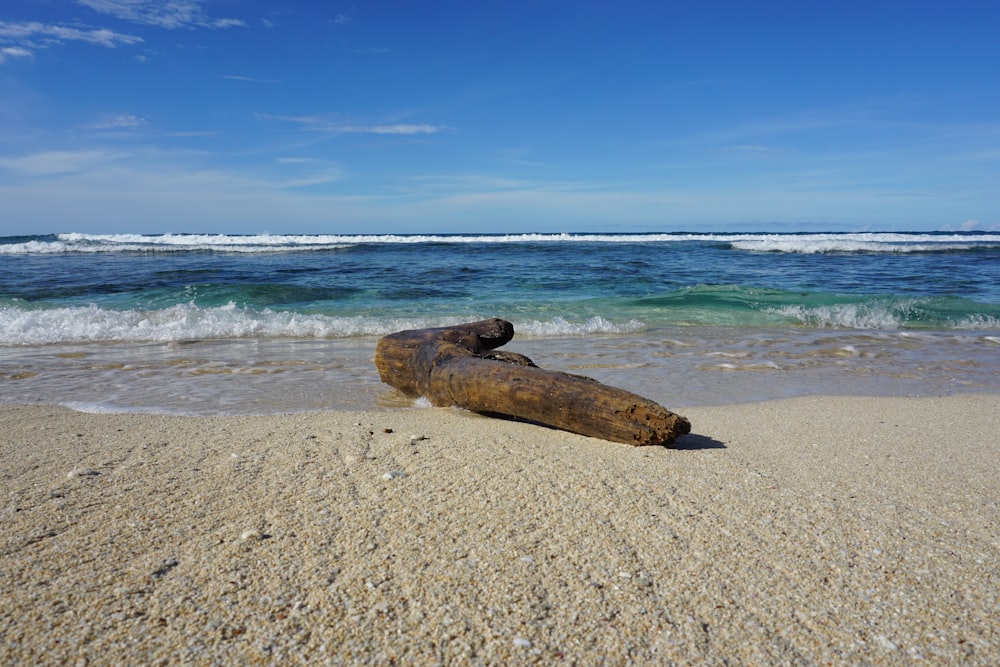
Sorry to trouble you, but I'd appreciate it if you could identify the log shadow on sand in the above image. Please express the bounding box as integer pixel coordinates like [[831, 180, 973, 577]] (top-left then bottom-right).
[[671, 433, 727, 450]]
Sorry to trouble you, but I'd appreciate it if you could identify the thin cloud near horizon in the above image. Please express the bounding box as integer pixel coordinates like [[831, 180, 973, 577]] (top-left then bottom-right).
[[258, 114, 452, 136]]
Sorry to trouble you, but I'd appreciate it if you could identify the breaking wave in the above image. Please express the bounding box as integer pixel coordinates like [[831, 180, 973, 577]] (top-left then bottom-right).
[[1, 231, 997, 255], [0, 302, 643, 346]]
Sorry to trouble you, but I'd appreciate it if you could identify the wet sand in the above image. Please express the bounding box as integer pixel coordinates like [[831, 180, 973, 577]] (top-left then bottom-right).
[[1, 395, 997, 665]]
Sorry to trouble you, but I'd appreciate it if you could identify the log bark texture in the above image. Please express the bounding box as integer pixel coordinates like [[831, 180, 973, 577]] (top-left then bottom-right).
[[374, 318, 691, 446]]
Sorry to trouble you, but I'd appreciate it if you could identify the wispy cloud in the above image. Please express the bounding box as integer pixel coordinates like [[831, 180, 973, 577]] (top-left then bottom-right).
[[0, 46, 32, 63], [1, 145, 341, 193], [273, 157, 343, 188], [0, 20, 142, 56], [74, 0, 246, 30], [349, 124, 449, 135], [0, 1, 243, 63], [87, 112, 149, 130], [497, 147, 548, 167], [165, 130, 217, 137], [725, 144, 783, 154], [260, 114, 452, 136], [221, 74, 277, 84], [0, 149, 126, 176], [396, 173, 539, 195]]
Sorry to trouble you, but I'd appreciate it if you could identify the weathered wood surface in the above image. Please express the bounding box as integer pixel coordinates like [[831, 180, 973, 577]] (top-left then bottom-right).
[[374, 318, 691, 446]]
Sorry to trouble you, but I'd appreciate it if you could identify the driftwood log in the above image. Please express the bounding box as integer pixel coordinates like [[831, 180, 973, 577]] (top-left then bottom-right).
[[374, 318, 691, 446]]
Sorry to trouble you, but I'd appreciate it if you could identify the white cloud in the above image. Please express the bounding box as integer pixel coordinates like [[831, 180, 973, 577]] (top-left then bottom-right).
[[0, 20, 142, 51], [0, 146, 341, 194], [0, 3, 240, 63], [259, 114, 451, 136], [87, 113, 149, 130], [221, 74, 277, 84], [74, 0, 246, 30], [0, 46, 32, 63], [257, 113, 320, 126], [0, 149, 125, 176], [726, 144, 782, 154], [351, 124, 448, 135], [165, 130, 217, 137], [279, 171, 344, 188], [399, 173, 537, 194]]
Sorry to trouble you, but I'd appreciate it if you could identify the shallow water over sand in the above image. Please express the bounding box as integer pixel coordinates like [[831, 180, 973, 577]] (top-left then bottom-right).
[[3, 326, 996, 415]]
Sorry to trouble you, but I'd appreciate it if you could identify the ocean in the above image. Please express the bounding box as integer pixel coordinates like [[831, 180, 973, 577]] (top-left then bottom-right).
[[2, 231, 998, 415]]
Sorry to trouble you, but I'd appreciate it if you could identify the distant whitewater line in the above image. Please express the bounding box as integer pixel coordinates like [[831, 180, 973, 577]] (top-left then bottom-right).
[[0, 231, 998, 255]]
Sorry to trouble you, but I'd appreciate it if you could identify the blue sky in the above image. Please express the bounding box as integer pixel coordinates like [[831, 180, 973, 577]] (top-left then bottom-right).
[[1, 1, 998, 234]]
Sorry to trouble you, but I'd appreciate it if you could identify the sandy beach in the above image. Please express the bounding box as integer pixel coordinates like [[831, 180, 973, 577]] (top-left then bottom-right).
[[1, 395, 997, 665]]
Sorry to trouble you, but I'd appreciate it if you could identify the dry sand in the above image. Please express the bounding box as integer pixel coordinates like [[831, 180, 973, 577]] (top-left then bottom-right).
[[1, 395, 997, 665]]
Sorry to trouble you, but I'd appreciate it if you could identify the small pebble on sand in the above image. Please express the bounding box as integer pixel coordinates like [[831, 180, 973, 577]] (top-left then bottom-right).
[[876, 635, 898, 651], [382, 470, 407, 481]]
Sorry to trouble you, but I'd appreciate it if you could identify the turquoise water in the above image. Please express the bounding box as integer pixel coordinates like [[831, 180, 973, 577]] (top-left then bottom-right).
[[2, 232, 998, 413]]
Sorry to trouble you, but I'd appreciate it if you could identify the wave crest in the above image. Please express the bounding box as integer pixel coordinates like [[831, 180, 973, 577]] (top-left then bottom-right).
[[729, 233, 1000, 254], [0, 303, 645, 345], [633, 285, 1000, 330], [0, 231, 983, 255]]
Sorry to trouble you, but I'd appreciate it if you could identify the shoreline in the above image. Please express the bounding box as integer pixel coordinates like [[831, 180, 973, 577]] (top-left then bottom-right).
[[3, 326, 1000, 415], [2, 395, 997, 664]]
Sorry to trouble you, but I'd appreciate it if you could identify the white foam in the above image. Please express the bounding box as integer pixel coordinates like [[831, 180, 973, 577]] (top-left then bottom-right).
[[52, 232, 738, 246], [769, 302, 1000, 331], [714, 361, 782, 371], [0, 303, 455, 344], [516, 316, 645, 336], [0, 303, 647, 345], [767, 303, 905, 329], [0, 231, 992, 255], [957, 314, 1000, 329], [729, 233, 999, 254], [0, 234, 353, 254], [61, 402, 191, 415]]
